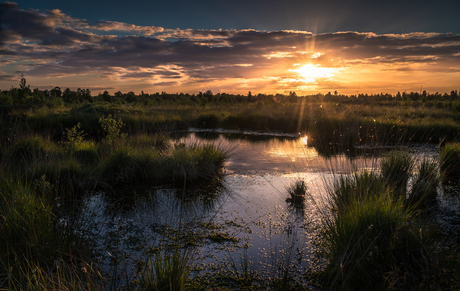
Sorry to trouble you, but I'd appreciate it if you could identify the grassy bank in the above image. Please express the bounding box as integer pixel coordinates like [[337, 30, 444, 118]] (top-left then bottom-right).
[[1, 98, 460, 148]]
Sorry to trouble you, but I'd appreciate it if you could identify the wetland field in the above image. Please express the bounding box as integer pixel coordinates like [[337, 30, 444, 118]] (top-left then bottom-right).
[[1, 86, 460, 290]]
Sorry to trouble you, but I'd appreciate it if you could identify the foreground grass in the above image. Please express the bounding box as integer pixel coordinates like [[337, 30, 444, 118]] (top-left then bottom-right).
[[0, 175, 99, 290], [317, 151, 460, 290]]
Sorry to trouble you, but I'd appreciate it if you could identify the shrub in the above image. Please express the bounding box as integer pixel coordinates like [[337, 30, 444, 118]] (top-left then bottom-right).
[[64, 122, 86, 148], [99, 114, 127, 145]]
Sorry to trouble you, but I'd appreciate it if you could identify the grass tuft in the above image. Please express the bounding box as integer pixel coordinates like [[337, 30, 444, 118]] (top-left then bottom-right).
[[285, 179, 307, 205], [440, 142, 460, 184], [320, 171, 429, 290], [380, 151, 414, 197], [409, 159, 439, 208], [141, 250, 191, 291]]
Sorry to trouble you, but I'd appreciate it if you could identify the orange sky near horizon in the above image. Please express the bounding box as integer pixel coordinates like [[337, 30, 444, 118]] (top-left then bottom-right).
[[1, 3, 459, 96]]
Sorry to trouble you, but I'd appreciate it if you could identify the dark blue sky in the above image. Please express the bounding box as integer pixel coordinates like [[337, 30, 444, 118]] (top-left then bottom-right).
[[9, 0, 460, 34]]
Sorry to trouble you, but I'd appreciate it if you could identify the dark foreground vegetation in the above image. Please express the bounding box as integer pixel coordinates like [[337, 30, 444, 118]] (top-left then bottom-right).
[[317, 150, 460, 290], [1, 77, 460, 290]]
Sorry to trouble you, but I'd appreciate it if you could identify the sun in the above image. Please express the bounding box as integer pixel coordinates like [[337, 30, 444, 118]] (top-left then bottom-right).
[[295, 64, 335, 79]]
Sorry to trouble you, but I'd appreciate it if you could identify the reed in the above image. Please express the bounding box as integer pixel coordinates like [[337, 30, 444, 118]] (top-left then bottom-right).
[[141, 250, 192, 291], [440, 142, 460, 184], [319, 171, 429, 290], [380, 151, 414, 198], [285, 179, 307, 205], [409, 159, 439, 208]]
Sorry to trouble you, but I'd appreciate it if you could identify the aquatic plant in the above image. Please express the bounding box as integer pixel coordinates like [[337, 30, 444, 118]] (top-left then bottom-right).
[[380, 150, 414, 197], [319, 171, 428, 290], [328, 171, 387, 215], [440, 142, 460, 184], [285, 179, 307, 205], [409, 159, 439, 208], [141, 250, 191, 291]]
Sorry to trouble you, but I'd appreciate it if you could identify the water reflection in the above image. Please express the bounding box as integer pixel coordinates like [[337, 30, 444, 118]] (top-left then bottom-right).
[[175, 131, 380, 175], [80, 130, 451, 286]]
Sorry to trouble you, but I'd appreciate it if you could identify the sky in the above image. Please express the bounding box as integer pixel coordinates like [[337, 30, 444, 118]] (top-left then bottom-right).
[[0, 0, 459, 95]]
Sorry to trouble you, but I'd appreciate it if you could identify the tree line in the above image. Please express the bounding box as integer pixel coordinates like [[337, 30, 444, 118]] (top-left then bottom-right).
[[1, 76, 458, 107]]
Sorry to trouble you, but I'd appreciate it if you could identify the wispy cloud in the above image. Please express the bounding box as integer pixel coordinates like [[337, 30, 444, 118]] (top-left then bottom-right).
[[1, 2, 459, 94]]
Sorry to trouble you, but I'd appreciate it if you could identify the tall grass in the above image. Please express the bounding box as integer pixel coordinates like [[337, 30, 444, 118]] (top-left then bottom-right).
[[285, 179, 307, 206], [440, 142, 460, 184], [319, 171, 429, 290], [380, 151, 413, 198], [0, 175, 97, 290], [141, 250, 192, 291], [409, 159, 439, 208]]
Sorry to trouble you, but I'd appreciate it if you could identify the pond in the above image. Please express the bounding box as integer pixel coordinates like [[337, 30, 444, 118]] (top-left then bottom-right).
[[81, 129, 459, 286]]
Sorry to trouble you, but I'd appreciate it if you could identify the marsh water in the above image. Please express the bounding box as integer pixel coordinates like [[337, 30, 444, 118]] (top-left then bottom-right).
[[81, 129, 459, 284]]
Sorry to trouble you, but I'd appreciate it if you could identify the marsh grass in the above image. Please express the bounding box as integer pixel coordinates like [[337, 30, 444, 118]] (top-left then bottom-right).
[[285, 179, 307, 206], [319, 171, 430, 290], [380, 151, 414, 198], [3, 100, 460, 289], [440, 142, 460, 184], [328, 171, 387, 214], [8, 136, 61, 164], [0, 175, 96, 290], [141, 249, 192, 291], [409, 159, 439, 208]]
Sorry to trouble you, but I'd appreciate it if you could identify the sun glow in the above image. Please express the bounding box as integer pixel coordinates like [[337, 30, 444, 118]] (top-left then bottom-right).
[[293, 64, 337, 79]]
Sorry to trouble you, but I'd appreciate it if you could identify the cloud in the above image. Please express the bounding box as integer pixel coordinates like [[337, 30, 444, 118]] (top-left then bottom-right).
[[89, 20, 164, 35], [0, 72, 15, 81], [1, 2, 459, 94]]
